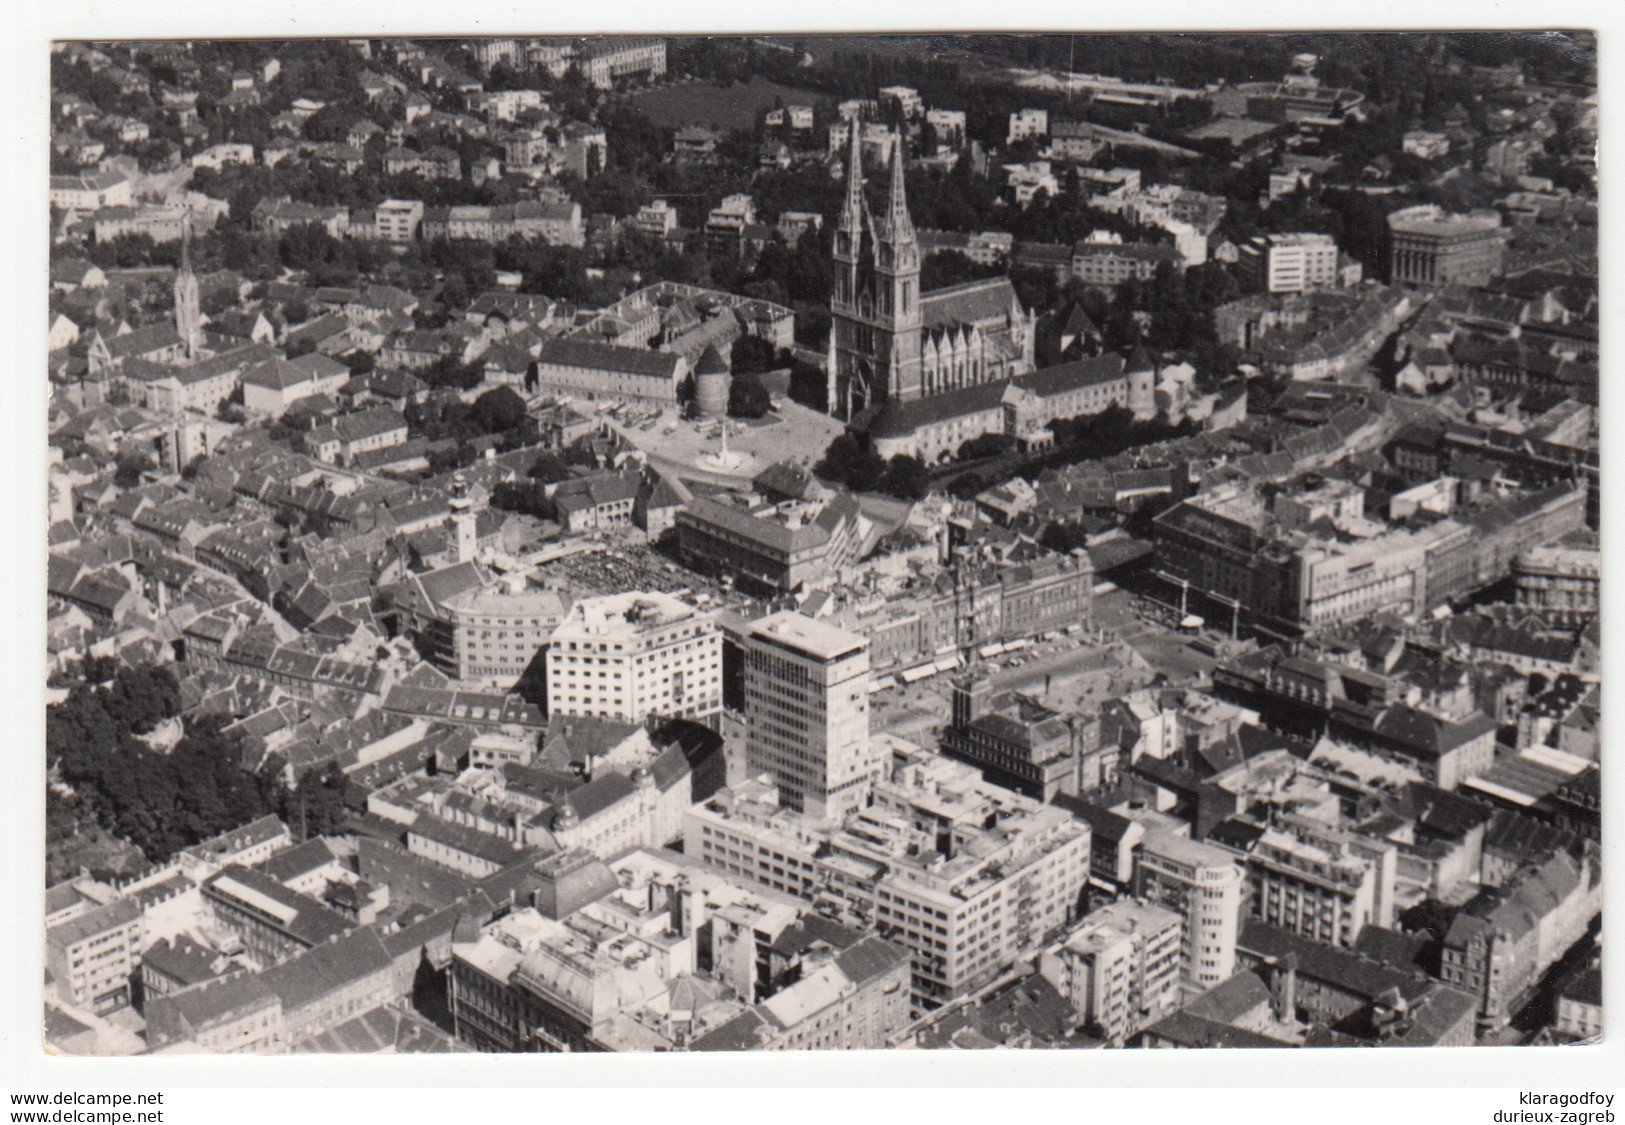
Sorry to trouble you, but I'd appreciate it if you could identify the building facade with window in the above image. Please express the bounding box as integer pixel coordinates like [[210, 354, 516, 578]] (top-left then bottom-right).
[[545, 592, 722, 724], [1134, 831, 1245, 990], [46, 898, 143, 1014], [739, 611, 875, 820], [685, 748, 1091, 1011]]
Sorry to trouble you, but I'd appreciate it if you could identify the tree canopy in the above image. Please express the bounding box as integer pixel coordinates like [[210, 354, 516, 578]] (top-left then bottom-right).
[[470, 386, 529, 434], [46, 664, 287, 863]]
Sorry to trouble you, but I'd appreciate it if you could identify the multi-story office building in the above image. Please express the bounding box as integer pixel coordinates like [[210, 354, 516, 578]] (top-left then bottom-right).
[[685, 747, 1091, 1011], [1232, 816, 1398, 949], [200, 866, 355, 967], [46, 898, 143, 1014], [1038, 899, 1183, 1045], [545, 592, 721, 724], [829, 552, 1094, 675], [740, 611, 876, 820], [943, 673, 1083, 801], [1236, 232, 1340, 293], [1133, 831, 1245, 990], [1513, 547, 1600, 619], [1386, 205, 1507, 287], [1150, 479, 1567, 638], [448, 847, 906, 1052], [388, 561, 568, 690]]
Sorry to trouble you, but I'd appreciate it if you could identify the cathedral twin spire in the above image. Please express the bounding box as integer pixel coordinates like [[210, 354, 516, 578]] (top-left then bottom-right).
[[829, 118, 925, 417], [839, 122, 918, 272], [880, 132, 915, 253]]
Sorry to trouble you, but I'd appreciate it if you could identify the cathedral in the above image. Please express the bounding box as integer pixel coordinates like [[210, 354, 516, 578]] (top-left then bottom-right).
[[826, 125, 1037, 421]]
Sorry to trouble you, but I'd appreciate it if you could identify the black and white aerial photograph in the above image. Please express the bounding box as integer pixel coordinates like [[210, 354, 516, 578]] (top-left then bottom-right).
[[38, 26, 1603, 1063]]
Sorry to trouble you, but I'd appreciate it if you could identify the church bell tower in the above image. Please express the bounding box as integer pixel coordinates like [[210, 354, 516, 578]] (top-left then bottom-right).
[[827, 126, 923, 420]]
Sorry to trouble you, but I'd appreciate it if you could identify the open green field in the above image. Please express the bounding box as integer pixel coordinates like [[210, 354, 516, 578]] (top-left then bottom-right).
[[625, 76, 827, 131]]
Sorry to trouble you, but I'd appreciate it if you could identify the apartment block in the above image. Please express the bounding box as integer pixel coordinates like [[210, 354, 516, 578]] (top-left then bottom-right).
[[46, 898, 144, 1014], [545, 592, 722, 724], [374, 198, 425, 244], [685, 746, 1091, 1010], [1134, 831, 1245, 990], [1235, 817, 1398, 949], [1038, 899, 1183, 1045], [1237, 232, 1340, 293]]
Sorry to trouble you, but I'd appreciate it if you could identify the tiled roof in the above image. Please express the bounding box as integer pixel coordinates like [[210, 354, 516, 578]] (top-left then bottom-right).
[[100, 322, 182, 359], [146, 974, 278, 1044], [921, 277, 1022, 330], [1240, 921, 1417, 1001], [679, 494, 834, 554], [1371, 707, 1498, 759], [243, 358, 320, 391], [865, 380, 1007, 438], [46, 897, 140, 951], [259, 928, 393, 1013], [335, 407, 407, 443], [539, 337, 683, 379], [1014, 353, 1126, 398]]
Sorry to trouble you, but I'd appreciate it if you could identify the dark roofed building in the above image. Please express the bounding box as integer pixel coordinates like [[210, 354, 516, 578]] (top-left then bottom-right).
[[145, 972, 283, 1054], [534, 337, 690, 405], [201, 864, 357, 965]]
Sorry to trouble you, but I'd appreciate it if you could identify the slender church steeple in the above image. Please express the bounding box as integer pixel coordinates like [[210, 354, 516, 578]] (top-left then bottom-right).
[[174, 207, 202, 361], [842, 115, 866, 232], [879, 133, 917, 255]]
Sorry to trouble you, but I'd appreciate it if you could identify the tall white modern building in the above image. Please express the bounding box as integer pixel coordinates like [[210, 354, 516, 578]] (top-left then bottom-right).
[[1134, 831, 1245, 991], [545, 592, 721, 723], [740, 612, 877, 820]]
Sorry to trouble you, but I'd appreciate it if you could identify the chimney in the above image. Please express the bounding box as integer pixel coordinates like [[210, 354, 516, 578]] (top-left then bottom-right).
[[1270, 953, 1298, 1023]]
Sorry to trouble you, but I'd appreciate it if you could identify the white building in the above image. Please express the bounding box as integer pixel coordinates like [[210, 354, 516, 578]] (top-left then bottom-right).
[[374, 198, 424, 244], [1038, 899, 1183, 1045], [46, 899, 143, 1014], [1235, 817, 1398, 949], [1403, 130, 1451, 160], [1237, 231, 1341, 293], [240, 354, 352, 417], [636, 199, 678, 238], [1003, 160, 1062, 207], [705, 193, 757, 236], [740, 612, 876, 821], [879, 85, 923, 119], [1134, 831, 1245, 990], [684, 745, 1092, 1010], [545, 592, 721, 724], [49, 170, 133, 211], [1008, 108, 1049, 145], [925, 108, 967, 146]]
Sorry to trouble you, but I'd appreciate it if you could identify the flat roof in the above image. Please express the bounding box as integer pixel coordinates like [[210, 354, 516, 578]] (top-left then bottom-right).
[[747, 611, 867, 662]]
